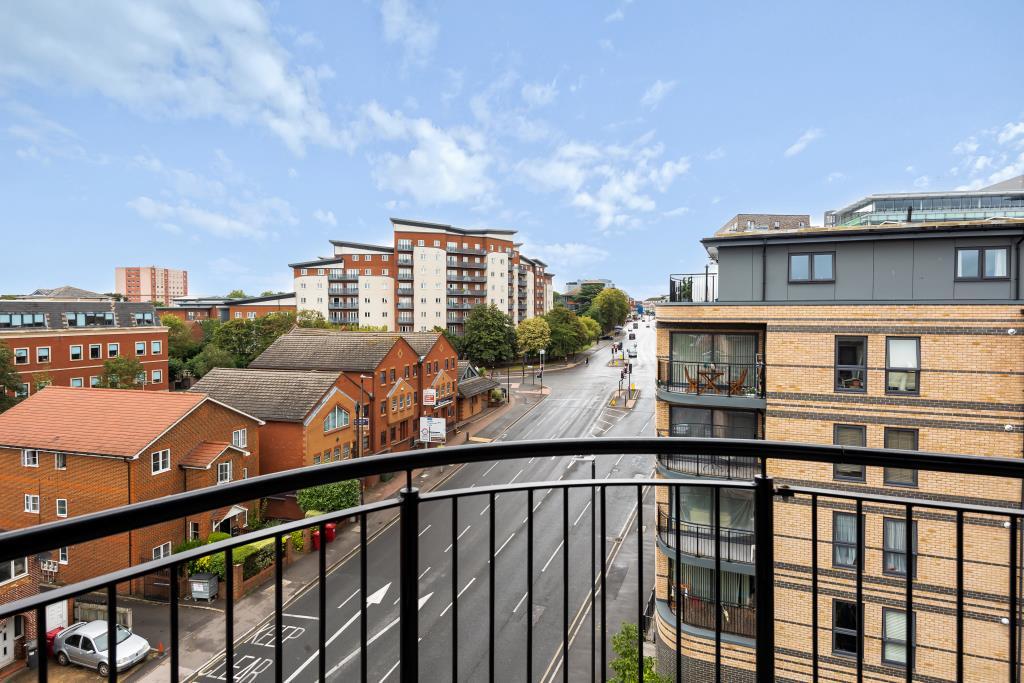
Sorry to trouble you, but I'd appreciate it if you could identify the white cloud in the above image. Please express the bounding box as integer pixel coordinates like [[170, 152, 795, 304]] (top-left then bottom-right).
[[604, 9, 624, 22], [521, 80, 559, 108], [441, 69, 464, 105], [997, 122, 1024, 146], [972, 155, 992, 171], [380, 0, 438, 66], [953, 137, 979, 155], [287, 167, 298, 178], [521, 241, 609, 272], [313, 209, 337, 226], [663, 206, 690, 217], [912, 175, 930, 189], [598, 39, 614, 52], [640, 80, 677, 110], [704, 147, 725, 161], [6, 102, 108, 164], [0, 2, 342, 155], [469, 70, 553, 143], [293, 31, 321, 49], [826, 171, 846, 183], [948, 120, 1024, 190], [783, 128, 823, 157]]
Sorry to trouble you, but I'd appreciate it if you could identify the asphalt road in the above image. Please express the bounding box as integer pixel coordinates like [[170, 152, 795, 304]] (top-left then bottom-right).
[[192, 321, 658, 683]]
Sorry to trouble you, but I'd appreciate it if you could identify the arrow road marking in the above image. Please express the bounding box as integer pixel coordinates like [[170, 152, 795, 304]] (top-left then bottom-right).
[[324, 593, 434, 679]]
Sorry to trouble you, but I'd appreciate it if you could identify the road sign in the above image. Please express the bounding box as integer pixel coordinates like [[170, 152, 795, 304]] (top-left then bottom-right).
[[355, 417, 369, 426], [420, 416, 446, 444], [423, 389, 437, 406]]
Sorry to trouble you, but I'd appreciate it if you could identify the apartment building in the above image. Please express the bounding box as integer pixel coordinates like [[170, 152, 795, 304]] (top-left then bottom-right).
[[290, 218, 555, 334], [0, 387, 261, 592], [654, 199, 1024, 680], [158, 292, 296, 324], [0, 296, 168, 397], [115, 266, 189, 303]]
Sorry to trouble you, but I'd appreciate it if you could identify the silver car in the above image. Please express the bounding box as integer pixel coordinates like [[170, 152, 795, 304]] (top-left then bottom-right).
[[53, 620, 150, 676]]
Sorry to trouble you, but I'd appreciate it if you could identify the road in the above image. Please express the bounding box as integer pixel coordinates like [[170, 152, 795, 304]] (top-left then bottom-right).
[[192, 320, 657, 683]]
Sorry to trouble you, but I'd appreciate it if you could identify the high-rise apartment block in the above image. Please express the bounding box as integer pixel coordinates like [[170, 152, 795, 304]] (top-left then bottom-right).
[[115, 266, 189, 303], [290, 218, 555, 333]]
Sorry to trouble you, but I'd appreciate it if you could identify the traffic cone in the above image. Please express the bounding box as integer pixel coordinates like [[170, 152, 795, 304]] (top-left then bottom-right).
[[157, 641, 164, 656]]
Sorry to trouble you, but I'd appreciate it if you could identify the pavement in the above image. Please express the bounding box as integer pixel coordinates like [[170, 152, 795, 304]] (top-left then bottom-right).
[[135, 324, 658, 682]]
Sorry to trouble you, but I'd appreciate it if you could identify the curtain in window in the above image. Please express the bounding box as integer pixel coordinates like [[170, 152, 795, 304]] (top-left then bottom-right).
[[718, 335, 757, 365], [673, 487, 754, 531], [677, 564, 753, 605], [884, 610, 908, 663], [834, 514, 857, 566], [888, 339, 918, 368], [884, 519, 907, 574], [671, 333, 711, 363]]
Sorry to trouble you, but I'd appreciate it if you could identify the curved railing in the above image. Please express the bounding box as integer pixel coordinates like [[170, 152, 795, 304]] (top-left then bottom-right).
[[656, 358, 762, 397], [657, 504, 755, 564]]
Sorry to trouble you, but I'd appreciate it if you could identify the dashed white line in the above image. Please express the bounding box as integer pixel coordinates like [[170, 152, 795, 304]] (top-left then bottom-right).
[[380, 660, 400, 682], [614, 454, 624, 466], [509, 468, 524, 484], [418, 566, 431, 581], [439, 578, 476, 617], [541, 541, 564, 573], [283, 613, 318, 620], [573, 501, 591, 526], [513, 591, 529, 614], [337, 589, 358, 610], [418, 524, 432, 537], [528, 457, 535, 464], [480, 504, 490, 516], [444, 525, 472, 552], [495, 532, 516, 556], [482, 462, 498, 477]]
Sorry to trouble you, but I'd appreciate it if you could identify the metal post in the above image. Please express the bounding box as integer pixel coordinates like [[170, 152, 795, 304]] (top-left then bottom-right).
[[399, 487, 420, 682], [753, 475, 775, 680]]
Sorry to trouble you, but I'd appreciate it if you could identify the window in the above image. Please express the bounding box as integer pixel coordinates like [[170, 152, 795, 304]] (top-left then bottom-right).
[[232, 428, 247, 448], [217, 462, 232, 484], [55, 453, 66, 470], [13, 348, 28, 365], [89, 376, 100, 388], [832, 512, 859, 569], [832, 600, 860, 656], [242, 467, 248, 479], [135, 371, 146, 385], [834, 337, 866, 391], [151, 340, 162, 354], [380, 370, 387, 385], [107, 343, 119, 358], [0, 313, 45, 328], [886, 338, 919, 394], [956, 247, 1009, 280], [189, 522, 200, 541], [56, 498, 67, 517], [380, 400, 386, 415], [135, 341, 146, 355], [151, 370, 162, 384], [152, 542, 172, 560], [22, 449, 38, 467], [65, 311, 114, 327], [833, 425, 866, 481], [89, 344, 101, 360], [70, 377, 83, 388], [883, 517, 918, 577], [151, 449, 171, 474], [884, 427, 919, 486], [323, 406, 350, 432], [70, 345, 83, 361], [313, 455, 321, 465], [390, 368, 396, 382], [789, 252, 835, 282], [0, 557, 28, 584], [882, 609, 912, 667], [58, 547, 68, 564], [24, 494, 39, 514]]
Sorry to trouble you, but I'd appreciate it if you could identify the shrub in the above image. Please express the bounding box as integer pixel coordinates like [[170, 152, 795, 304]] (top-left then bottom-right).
[[296, 480, 361, 514], [242, 544, 275, 579], [174, 539, 205, 575], [207, 531, 231, 544], [290, 530, 304, 553]]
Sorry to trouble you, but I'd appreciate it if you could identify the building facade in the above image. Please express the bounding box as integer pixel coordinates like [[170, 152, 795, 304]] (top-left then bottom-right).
[[655, 209, 1024, 680], [290, 218, 555, 333], [115, 266, 189, 303], [0, 298, 168, 397]]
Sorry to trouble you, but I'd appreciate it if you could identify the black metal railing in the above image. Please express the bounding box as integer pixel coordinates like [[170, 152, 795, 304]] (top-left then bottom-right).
[[657, 504, 755, 564], [4, 438, 1024, 683], [658, 452, 760, 480], [657, 358, 761, 397], [669, 270, 718, 303]]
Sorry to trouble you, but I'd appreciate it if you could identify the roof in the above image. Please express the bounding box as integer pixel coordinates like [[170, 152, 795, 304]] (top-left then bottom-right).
[[0, 387, 207, 457], [458, 375, 499, 398], [250, 328, 406, 372], [328, 240, 394, 252], [390, 217, 517, 236], [703, 217, 1024, 246], [829, 175, 1024, 217], [179, 441, 243, 469], [397, 331, 444, 356], [190, 368, 341, 422], [24, 286, 109, 300], [227, 293, 296, 306], [0, 300, 160, 330], [287, 256, 347, 269]]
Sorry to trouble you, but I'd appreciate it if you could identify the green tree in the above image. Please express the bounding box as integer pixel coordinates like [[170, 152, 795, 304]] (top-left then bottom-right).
[[32, 371, 54, 392], [100, 356, 146, 389], [433, 326, 464, 356], [212, 319, 260, 364], [579, 315, 601, 343], [199, 318, 222, 343], [515, 317, 551, 358], [296, 481, 361, 514], [186, 344, 237, 378], [297, 309, 332, 329], [544, 306, 588, 359], [609, 622, 667, 683], [161, 314, 200, 361], [590, 288, 630, 332], [168, 357, 187, 385], [226, 289, 249, 299], [573, 282, 606, 312], [0, 342, 24, 412], [462, 304, 515, 366], [260, 290, 284, 297]]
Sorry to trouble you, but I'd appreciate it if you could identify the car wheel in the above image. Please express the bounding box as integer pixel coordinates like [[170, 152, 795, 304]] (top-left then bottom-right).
[[56, 651, 69, 666], [98, 662, 110, 677]]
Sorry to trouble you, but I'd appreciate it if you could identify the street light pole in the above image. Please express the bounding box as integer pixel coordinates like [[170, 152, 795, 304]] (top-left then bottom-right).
[[539, 349, 545, 392]]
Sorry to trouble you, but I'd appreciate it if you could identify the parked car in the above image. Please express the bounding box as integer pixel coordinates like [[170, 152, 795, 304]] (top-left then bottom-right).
[[628, 332, 636, 340], [628, 342, 638, 358], [53, 621, 150, 676]]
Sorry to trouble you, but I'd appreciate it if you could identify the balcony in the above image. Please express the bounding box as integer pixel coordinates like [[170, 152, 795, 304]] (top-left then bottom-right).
[[397, 255, 413, 265], [449, 275, 486, 283], [397, 302, 413, 310], [657, 359, 762, 399], [657, 504, 754, 564], [3, 438, 1022, 683], [397, 286, 413, 295], [447, 302, 473, 310], [446, 245, 487, 256], [450, 259, 486, 269], [328, 272, 360, 282], [328, 301, 360, 310], [669, 271, 718, 303], [397, 242, 413, 252], [445, 287, 474, 296], [328, 285, 358, 294]]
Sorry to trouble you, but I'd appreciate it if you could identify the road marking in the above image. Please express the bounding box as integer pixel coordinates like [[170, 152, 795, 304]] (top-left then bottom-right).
[[614, 454, 624, 466], [573, 500, 591, 526], [336, 589, 358, 610], [495, 532, 516, 556], [324, 594, 433, 679], [482, 462, 498, 477], [444, 525, 471, 552], [418, 566, 431, 581], [380, 660, 400, 682], [439, 578, 475, 617], [418, 524, 432, 537], [541, 541, 564, 573], [513, 591, 529, 614], [480, 503, 490, 516], [283, 613, 318, 621], [509, 468, 524, 484], [528, 457, 535, 464], [550, 455, 557, 460]]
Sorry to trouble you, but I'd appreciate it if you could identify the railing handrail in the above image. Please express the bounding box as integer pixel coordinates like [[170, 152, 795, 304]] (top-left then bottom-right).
[[656, 505, 755, 539]]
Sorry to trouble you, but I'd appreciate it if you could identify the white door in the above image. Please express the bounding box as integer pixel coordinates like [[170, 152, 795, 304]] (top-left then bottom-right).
[[0, 619, 14, 668], [46, 601, 68, 629]]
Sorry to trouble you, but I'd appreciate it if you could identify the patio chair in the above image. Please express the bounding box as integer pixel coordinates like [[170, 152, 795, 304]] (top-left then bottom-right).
[[684, 366, 699, 393], [728, 368, 748, 395]]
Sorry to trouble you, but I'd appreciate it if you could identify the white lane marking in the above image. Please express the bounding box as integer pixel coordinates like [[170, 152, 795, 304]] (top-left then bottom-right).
[[573, 501, 591, 526], [480, 504, 490, 516], [439, 578, 476, 618], [513, 591, 529, 614], [528, 457, 535, 464], [495, 532, 516, 556], [393, 597, 400, 605], [444, 525, 472, 552], [418, 566, 431, 581], [324, 594, 432, 679], [550, 456, 557, 460], [336, 589, 358, 610], [509, 468, 524, 484], [483, 462, 498, 477], [541, 541, 564, 573], [283, 613, 318, 620], [418, 524, 432, 537], [380, 660, 400, 682], [614, 454, 624, 466]]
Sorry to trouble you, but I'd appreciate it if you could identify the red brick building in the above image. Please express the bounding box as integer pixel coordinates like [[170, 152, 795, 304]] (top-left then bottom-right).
[[0, 299, 168, 398], [0, 387, 261, 590]]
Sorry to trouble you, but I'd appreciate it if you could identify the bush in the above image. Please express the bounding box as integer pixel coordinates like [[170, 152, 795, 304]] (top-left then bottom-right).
[[290, 530, 304, 553], [242, 544, 276, 579], [296, 480, 361, 514], [173, 539, 205, 575], [207, 531, 231, 544]]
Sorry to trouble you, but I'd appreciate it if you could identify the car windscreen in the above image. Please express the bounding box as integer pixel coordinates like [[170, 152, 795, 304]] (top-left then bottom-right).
[[93, 625, 131, 652]]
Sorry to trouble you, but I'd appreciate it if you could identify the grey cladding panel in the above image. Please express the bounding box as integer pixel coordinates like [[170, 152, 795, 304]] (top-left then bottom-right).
[[911, 240, 954, 299], [834, 242, 873, 300], [764, 247, 790, 301], [872, 241, 913, 299], [718, 246, 755, 301]]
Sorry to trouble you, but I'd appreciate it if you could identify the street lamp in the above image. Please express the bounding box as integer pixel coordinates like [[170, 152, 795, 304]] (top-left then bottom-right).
[[358, 374, 373, 506], [538, 348, 545, 391]]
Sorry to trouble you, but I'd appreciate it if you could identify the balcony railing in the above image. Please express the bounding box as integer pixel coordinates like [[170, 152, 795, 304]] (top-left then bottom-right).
[[669, 270, 718, 303], [449, 275, 487, 283], [446, 287, 474, 296], [657, 504, 755, 564], [328, 301, 360, 310], [328, 285, 359, 294], [6, 438, 1024, 683], [329, 272, 360, 282], [657, 358, 762, 397], [450, 259, 486, 269]]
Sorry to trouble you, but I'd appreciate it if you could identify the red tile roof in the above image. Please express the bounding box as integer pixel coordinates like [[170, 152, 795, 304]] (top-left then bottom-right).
[[179, 441, 237, 470], [0, 386, 207, 457]]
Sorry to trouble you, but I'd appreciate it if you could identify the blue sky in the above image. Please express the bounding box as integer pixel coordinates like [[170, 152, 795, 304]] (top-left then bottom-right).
[[2, 1, 1023, 300]]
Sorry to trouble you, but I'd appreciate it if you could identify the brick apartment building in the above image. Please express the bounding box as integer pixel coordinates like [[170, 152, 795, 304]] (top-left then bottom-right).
[[0, 295, 168, 397], [0, 387, 261, 592], [290, 218, 555, 334], [653, 182, 1024, 681], [249, 328, 459, 451], [157, 292, 296, 325], [115, 266, 188, 303]]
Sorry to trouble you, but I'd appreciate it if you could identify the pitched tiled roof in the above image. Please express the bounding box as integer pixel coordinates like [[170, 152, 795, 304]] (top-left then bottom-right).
[[27, 285, 108, 300], [0, 387, 207, 457], [398, 332, 443, 356], [458, 375, 500, 398], [179, 441, 239, 470], [249, 328, 422, 371], [190, 368, 340, 422]]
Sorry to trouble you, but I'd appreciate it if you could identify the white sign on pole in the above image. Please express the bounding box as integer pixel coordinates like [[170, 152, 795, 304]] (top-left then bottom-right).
[[423, 389, 437, 406], [419, 416, 446, 444]]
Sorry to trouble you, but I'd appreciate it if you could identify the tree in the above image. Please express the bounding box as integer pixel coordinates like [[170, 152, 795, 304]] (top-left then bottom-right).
[[297, 310, 332, 329], [579, 315, 601, 343], [609, 622, 667, 683], [461, 304, 515, 366], [433, 326, 465, 356], [32, 371, 53, 392], [102, 292, 127, 302], [544, 306, 588, 359], [226, 289, 248, 299], [260, 290, 285, 297], [199, 318, 222, 343], [590, 288, 630, 332], [516, 317, 551, 358], [161, 314, 200, 361], [573, 282, 606, 312], [212, 319, 261, 364], [296, 481, 361, 514], [0, 342, 24, 412], [100, 356, 146, 389], [186, 344, 237, 378]]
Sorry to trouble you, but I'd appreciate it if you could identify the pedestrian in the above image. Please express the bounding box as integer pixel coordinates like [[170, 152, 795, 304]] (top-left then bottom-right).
[[585, 356, 589, 366]]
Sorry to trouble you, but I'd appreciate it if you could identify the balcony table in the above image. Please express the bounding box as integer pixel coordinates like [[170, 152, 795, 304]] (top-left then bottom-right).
[[699, 368, 724, 393]]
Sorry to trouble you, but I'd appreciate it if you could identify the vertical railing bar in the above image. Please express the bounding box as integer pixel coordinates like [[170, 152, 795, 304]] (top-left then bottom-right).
[[905, 503, 914, 683], [811, 493, 819, 683], [754, 476, 776, 682], [591, 472, 596, 683], [564, 486, 570, 683], [225, 547, 234, 682], [452, 498, 459, 683], [318, 522, 327, 683], [35, 604, 47, 682], [399, 487, 420, 683], [956, 509, 964, 683], [489, 490, 496, 683], [855, 498, 864, 683], [170, 561, 180, 683], [275, 532, 284, 683], [713, 485, 721, 683], [637, 484, 644, 683], [675, 484, 681, 683], [106, 583, 117, 683], [1012, 515, 1019, 683], [361, 511, 369, 683], [601, 486, 608, 683], [527, 490, 533, 683]]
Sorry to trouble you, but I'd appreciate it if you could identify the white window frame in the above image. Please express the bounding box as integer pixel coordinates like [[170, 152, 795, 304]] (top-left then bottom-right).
[[107, 343, 119, 358], [89, 344, 101, 360], [55, 452, 67, 470], [24, 494, 39, 514], [232, 428, 247, 448], [70, 345, 83, 361], [13, 348, 28, 365], [58, 547, 68, 564], [217, 462, 232, 484], [151, 449, 171, 474], [152, 542, 172, 560], [56, 498, 67, 517], [89, 376, 100, 388], [36, 346, 50, 363], [0, 558, 29, 585], [151, 340, 162, 354], [188, 521, 200, 541], [22, 449, 38, 468], [70, 377, 83, 388], [135, 341, 146, 356], [151, 369, 162, 384]]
